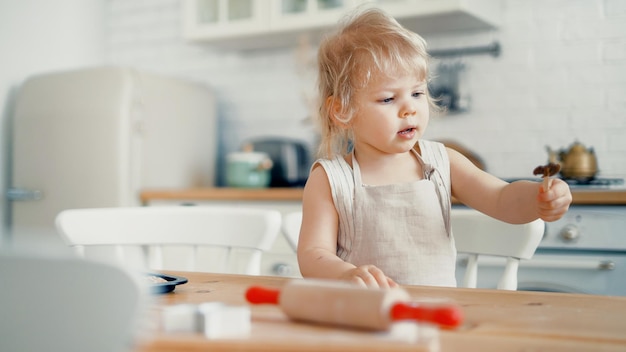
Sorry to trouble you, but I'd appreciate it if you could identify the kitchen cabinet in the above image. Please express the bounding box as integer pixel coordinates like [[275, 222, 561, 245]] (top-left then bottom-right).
[[182, 0, 350, 48], [182, 0, 501, 49]]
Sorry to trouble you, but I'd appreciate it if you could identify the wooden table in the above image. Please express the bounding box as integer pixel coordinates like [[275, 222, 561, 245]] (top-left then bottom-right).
[[135, 272, 626, 352]]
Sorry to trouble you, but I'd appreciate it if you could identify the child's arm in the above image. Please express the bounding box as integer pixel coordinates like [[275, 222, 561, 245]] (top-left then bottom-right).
[[448, 148, 572, 223], [297, 165, 397, 288]]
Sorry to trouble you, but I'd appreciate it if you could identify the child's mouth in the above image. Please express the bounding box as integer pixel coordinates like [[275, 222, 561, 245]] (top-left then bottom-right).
[[398, 128, 415, 135]]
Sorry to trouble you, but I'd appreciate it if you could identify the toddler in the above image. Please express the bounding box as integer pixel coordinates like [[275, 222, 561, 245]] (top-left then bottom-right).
[[297, 7, 572, 288]]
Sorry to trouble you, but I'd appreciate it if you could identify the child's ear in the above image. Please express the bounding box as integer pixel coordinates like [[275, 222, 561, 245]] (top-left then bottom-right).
[[326, 96, 349, 129]]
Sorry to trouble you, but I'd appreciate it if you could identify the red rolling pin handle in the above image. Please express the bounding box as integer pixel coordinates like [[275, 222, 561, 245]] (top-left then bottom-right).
[[390, 302, 463, 328], [245, 286, 463, 328], [245, 286, 280, 304]]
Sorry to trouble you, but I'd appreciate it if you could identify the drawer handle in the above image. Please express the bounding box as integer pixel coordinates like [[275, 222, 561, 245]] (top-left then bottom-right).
[[7, 188, 43, 201], [458, 257, 615, 271]]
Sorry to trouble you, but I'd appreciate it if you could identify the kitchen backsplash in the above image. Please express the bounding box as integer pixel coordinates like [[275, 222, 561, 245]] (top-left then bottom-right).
[[106, 0, 626, 179]]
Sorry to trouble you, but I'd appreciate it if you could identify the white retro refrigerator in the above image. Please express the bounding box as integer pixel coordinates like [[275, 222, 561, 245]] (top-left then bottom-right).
[[7, 66, 217, 241]]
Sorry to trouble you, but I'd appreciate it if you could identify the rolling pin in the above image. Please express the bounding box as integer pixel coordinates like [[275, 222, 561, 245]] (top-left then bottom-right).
[[245, 279, 462, 330]]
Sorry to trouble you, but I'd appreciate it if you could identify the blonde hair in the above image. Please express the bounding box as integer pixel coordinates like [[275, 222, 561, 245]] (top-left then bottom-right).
[[316, 7, 435, 158]]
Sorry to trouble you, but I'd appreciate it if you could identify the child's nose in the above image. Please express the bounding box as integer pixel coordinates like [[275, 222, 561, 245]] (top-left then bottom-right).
[[400, 101, 416, 118]]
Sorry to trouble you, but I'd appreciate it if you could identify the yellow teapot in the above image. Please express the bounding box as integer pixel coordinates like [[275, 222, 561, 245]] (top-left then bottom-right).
[[547, 141, 598, 180]]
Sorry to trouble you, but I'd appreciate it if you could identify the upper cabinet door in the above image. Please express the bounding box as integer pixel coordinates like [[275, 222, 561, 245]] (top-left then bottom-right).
[[182, 0, 270, 40]]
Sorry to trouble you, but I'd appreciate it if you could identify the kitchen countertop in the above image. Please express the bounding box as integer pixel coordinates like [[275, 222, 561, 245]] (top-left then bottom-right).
[[140, 187, 626, 205], [136, 271, 626, 352]]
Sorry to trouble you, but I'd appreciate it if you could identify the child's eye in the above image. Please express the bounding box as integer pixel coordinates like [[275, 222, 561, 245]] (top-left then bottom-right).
[[412, 91, 424, 98], [379, 97, 394, 104]]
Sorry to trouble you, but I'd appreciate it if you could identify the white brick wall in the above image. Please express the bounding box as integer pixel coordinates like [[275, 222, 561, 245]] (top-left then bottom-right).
[[106, 0, 626, 180]]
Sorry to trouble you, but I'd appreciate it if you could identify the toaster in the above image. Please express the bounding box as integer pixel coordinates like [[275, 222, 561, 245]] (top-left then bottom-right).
[[247, 137, 311, 187]]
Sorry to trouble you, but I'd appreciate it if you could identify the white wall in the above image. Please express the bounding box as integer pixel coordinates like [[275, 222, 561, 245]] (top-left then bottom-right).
[[423, 0, 626, 178], [104, 0, 626, 179], [0, 0, 105, 240]]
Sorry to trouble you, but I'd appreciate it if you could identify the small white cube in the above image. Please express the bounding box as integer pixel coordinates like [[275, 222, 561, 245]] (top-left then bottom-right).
[[198, 303, 251, 339]]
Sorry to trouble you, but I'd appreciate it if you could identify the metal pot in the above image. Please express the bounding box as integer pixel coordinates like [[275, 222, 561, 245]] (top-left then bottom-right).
[[547, 141, 598, 180], [225, 150, 273, 188]]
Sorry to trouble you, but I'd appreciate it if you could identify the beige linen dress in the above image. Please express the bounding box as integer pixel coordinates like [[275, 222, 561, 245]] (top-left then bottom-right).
[[315, 140, 456, 286]]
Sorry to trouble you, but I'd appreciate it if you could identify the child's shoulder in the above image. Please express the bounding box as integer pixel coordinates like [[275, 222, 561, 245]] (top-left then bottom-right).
[[312, 154, 351, 168], [310, 154, 354, 181]]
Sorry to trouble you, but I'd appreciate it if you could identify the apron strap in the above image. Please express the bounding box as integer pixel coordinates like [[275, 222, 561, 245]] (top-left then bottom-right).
[[417, 140, 452, 237]]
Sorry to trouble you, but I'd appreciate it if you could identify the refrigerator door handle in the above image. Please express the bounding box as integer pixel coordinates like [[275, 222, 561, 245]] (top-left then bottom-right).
[[6, 188, 44, 201]]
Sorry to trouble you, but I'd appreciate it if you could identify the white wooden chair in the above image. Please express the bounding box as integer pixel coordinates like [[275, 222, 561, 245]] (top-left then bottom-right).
[[0, 252, 142, 352], [55, 206, 282, 275], [282, 211, 302, 252], [282, 210, 544, 290], [452, 208, 545, 290]]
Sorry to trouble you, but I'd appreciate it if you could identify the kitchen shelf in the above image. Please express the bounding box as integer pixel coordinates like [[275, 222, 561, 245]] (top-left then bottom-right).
[[182, 0, 501, 50], [140, 187, 304, 205], [140, 188, 626, 205]]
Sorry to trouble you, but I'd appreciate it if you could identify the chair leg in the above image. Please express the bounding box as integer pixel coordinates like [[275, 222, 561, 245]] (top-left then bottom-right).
[[147, 246, 164, 271], [115, 245, 125, 266], [245, 251, 262, 276], [497, 257, 519, 290], [463, 254, 479, 288], [191, 246, 198, 272], [220, 247, 231, 273]]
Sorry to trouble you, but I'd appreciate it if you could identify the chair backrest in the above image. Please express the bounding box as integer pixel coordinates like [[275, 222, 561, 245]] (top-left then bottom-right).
[[282, 209, 544, 290], [282, 211, 302, 252], [55, 206, 282, 275], [451, 208, 545, 290], [0, 252, 141, 352]]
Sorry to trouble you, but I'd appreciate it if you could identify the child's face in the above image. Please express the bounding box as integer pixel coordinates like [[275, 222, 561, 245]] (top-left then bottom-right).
[[349, 72, 429, 155]]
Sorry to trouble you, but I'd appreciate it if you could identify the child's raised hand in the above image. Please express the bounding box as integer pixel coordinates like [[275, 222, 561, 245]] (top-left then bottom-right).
[[340, 265, 399, 289], [536, 178, 572, 222]]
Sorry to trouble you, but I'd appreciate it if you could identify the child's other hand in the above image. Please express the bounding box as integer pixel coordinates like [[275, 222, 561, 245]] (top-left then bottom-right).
[[537, 178, 572, 222], [340, 265, 398, 289]]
